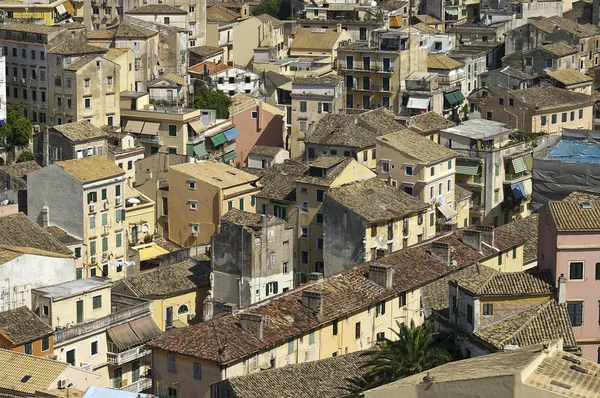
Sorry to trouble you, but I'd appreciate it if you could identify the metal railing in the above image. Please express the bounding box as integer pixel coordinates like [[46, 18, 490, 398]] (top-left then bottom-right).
[[107, 345, 151, 366], [121, 378, 152, 392]]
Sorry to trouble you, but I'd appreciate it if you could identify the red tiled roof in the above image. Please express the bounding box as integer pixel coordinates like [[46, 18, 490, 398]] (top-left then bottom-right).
[[189, 61, 231, 75]]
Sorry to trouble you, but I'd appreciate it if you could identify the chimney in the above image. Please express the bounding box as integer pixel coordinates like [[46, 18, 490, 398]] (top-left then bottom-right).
[[477, 225, 495, 247], [463, 230, 482, 252], [309, 272, 323, 282], [222, 302, 237, 315], [41, 206, 49, 228], [594, 0, 600, 27], [557, 273, 566, 304], [430, 242, 451, 265], [301, 290, 324, 320], [42, 126, 50, 167], [476, 262, 484, 275], [239, 313, 264, 340], [368, 264, 394, 289], [336, 23, 342, 32]]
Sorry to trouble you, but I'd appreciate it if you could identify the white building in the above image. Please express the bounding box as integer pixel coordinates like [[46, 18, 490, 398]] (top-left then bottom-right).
[[213, 66, 262, 97], [247, 145, 289, 168], [0, 55, 6, 126]]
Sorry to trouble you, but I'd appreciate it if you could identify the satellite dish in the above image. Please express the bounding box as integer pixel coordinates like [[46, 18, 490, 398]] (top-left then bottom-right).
[[371, 0, 377, 6]]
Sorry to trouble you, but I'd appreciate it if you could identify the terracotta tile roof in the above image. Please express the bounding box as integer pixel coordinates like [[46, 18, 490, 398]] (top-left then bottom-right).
[[547, 68, 593, 85], [407, 112, 455, 134], [222, 208, 289, 229], [0, 160, 40, 180], [326, 178, 429, 223], [126, 4, 187, 14], [147, 228, 525, 365], [254, 13, 283, 29], [0, 23, 62, 34], [428, 54, 464, 70], [377, 130, 457, 164], [119, 260, 208, 298], [0, 306, 53, 345], [189, 61, 231, 75], [248, 145, 285, 157], [0, 350, 71, 395], [539, 41, 578, 57], [55, 156, 125, 183], [289, 28, 345, 51], [508, 87, 596, 111], [0, 213, 72, 257], [49, 39, 107, 56], [474, 300, 577, 350], [455, 267, 554, 297], [454, 185, 472, 202], [292, 75, 343, 86], [170, 160, 260, 188], [44, 225, 83, 245], [189, 45, 223, 58], [244, 160, 309, 201], [549, 199, 600, 231], [51, 120, 107, 142], [218, 350, 372, 398], [496, 214, 538, 263], [207, 4, 239, 22]]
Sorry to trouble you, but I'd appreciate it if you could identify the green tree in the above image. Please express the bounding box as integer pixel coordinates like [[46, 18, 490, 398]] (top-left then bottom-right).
[[0, 107, 32, 153], [16, 150, 34, 163], [192, 86, 231, 119], [356, 320, 451, 390], [251, 0, 292, 20]]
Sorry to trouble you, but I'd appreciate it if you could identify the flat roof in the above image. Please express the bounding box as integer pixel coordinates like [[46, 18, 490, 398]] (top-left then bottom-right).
[[33, 277, 110, 299], [441, 119, 511, 140]]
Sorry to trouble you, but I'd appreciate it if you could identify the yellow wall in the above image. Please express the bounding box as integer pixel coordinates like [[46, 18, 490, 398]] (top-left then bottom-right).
[[532, 105, 594, 134], [0, 5, 58, 25], [37, 284, 112, 328], [151, 291, 199, 332], [479, 295, 549, 328], [479, 245, 524, 273], [365, 211, 430, 256], [455, 196, 471, 228], [206, 23, 219, 48], [125, 192, 156, 246]]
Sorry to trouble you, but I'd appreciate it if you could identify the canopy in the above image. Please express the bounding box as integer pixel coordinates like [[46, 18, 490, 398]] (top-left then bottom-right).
[[124, 120, 144, 134], [511, 182, 527, 199], [188, 120, 206, 134], [64, 1, 75, 14], [444, 91, 464, 106], [223, 127, 240, 142], [141, 122, 160, 136], [407, 96, 430, 109], [511, 156, 526, 173], [210, 133, 227, 146], [445, 7, 459, 15], [56, 4, 67, 15], [193, 142, 208, 157], [438, 201, 457, 219], [456, 162, 480, 176], [223, 151, 237, 162], [107, 316, 162, 350], [389, 15, 403, 28], [138, 245, 169, 261]]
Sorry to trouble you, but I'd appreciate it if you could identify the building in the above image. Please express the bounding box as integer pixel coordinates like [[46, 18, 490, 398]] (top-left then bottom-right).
[[146, 226, 525, 398], [148, 72, 186, 105], [375, 129, 458, 228], [448, 49, 487, 95], [113, 259, 209, 331], [496, 213, 539, 270], [212, 209, 295, 310], [543, 68, 594, 94], [323, 178, 431, 275], [229, 93, 285, 165], [247, 146, 289, 169], [167, 160, 262, 246], [0, 306, 54, 357], [106, 129, 145, 181], [290, 76, 345, 158], [478, 66, 533, 90], [337, 28, 428, 115], [468, 86, 596, 134], [32, 278, 160, 391], [289, 26, 351, 67], [427, 54, 466, 98], [45, 225, 86, 273], [189, 45, 223, 66], [363, 341, 598, 398], [404, 111, 455, 140], [0, 349, 99, 396], [400, 71, 465, 122], [33, 121, 108, 166], [439, 119, 539, 226], [304, 108, 403, 170], [538, 192, 600, 362], [0, 212, 75, 311], [0, 0, 76, 26], [0, 161, 40, 214], [28, 156, 128, 280], [124, 184, 155, 246], [502, 41, 579, 78]]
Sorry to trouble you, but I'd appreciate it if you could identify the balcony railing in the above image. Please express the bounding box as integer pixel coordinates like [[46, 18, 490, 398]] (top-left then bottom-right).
[[107, 345, 151, 366], [134, 134, 162, 145], [339, 64, 395, 73], [438, 72, 466, 84], [503, 171, 531, 183], [121, 377, 152, 392]]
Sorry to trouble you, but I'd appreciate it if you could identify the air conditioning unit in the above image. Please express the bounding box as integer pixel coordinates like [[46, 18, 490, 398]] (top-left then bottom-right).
[[102, 252, 109, 262], [90, 255, 97, 264], [20, 78, 26, 84], [58, 379, 68, 389], [115, 196, 122, 206], [11, 77, 16, 82], [89, 203, 96, 213], [33, 124, 40, 133], [191, 231, 199, 237], [188, 312, 196, 321], [103, 200, 109, 210]]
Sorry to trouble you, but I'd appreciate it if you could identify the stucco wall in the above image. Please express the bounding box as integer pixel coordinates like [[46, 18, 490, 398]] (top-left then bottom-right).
[[231, 104, 285, 165]]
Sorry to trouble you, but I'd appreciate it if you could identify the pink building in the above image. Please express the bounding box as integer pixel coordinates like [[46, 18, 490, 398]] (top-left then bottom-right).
[[230, 93, 285, 165], [538, 191, 600, 362]]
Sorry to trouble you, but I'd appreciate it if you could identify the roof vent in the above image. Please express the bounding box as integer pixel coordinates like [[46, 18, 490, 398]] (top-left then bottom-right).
[[550, 380, 572, 390], [212, 177, 222, 182], [570, 365, 588, 374], [579, 201, 593, 210], [226, 171, 236, 175], [363, 189, 375, 195]]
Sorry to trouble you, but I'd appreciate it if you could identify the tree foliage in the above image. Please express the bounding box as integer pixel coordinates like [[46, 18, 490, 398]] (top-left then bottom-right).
[[16, 150, 34, 163], [251, 0, 292, 20], [352, 320, 452, 391], [0, 107, 32, 150], [192, 86, 231, 119]]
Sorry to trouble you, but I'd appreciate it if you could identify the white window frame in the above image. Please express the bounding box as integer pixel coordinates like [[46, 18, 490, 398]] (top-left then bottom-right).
[[191, 224, 199, 234], [381, 160, 390, 174], [251, 111, 258, 119], [300, 226, 308, 239], [404, 164, 413, 176], [188, 180, 196, 190], [90, 339, 100, 357], [300, 201, 309, 214], [189, 201, 197, 211]]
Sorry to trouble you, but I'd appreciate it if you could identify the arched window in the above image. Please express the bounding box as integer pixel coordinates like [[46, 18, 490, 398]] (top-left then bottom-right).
[[178, 304, 189, 315]]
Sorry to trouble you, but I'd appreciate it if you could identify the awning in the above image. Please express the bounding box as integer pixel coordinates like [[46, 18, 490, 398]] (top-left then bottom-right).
[[407, 96, 430, 109], [223, 127, 240, 142], [56, 4, 67, 15], [141, 122, 160, 136], [223, 151, 237, 162], [210, 133, 227, 146], [63, 1, 75, 14], [125, 120, 144, 134], [511, 182, 527, 199], [523, 153, 533, 170], [389, 15, 403, 28], [193, 142, 208, 157], [138, 245, 169, 261], [511, 156, 526, 173], [107, 316, 162, 350], [456, 162, 480, 175], [445, 7, 459, 15], [438, 201, 457, 219], [188, 120, 206, 134], [454, 90, 465, 102]]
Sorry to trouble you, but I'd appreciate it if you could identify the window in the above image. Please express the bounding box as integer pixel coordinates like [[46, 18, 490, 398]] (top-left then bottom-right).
[[164, 17, 170, 24], [116, 233, 122, 248], [193, 363, 201, 380], [102, 237, 108, 252], [189, 5, 195, 12], [93, 295, 102, 309], [316, 189, 324, 202], [541, 115, 547, 126], [551, 114, 557, 124], [429, 212, 434, 227], [486, 111, 493, 120], [167, 352, 176, 371], [316, 213, 323, 224], [266, 281, 278, 296], [300, 201, 309, 214], [168, 125, 177, 137], [299, 120, 307, 132], [301, 251, 308, 264], [430, 166, 435, 177], [466, 304, 473, 325], [399, 291, 406, 307], [562, 112, 567, 123], [228, 200, 233, 210], [309, 331, 315, 345], [580, 109, 584, 119], [596, 262, 600, 280], [316, 237, 323, 250], [167, 388, 177, 397], [91, 340, 99, 356], [498, 252, 503, 266], [90, 241, 96, 256], [483, 303, 493, 315], [499, 98, 504, 106], [570, 261, 584, 280], [381, 160, 390, 174], [84, 78, 90, 88], [283, 262, 289, 273], [101, 212, 108, 226], [89, 215, 96, 229], [238, 198, 244, 211], [404, 165, 413, 176], [23, 342, 33, 355], [567, 302, 583, 326], [189, 201, 197, 211], [288, 340, 294, 354], [526, 57, 533, 66], [355, 322, 361, 339], [84, 98, 91, 109], [376, 332, 385, 342], [545, 58, 553, 68], [135, 58, 141, 71], [404, 185, 413, 195], [376, 301, 386, 316], [299, 101, 307, 112], [434, 41, 442, 51], [42, 336, 49, 351], [300, 226, 308, 239]]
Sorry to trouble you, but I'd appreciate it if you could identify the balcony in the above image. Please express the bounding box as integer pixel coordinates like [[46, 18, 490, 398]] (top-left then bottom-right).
[[134, 134, 162, 145], [121, 377, 152, 393], [503, 170, 531, 184], [339, 64, 394, 73], [107, 345, 151, 366], [438, 72, 466, 85], [470, 203, 485, 213]]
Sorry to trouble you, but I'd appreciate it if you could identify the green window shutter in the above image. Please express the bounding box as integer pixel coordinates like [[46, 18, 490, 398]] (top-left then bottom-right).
[[121, 209, 126, 220], [239, 198, 244, 211], [90, 241, 96, 256], [429, 212, 434, 226], [102, 237, 108, 252], [102, 213, 108, 226], [116, 184, 121, 197], [116, 209, 121, 223], [251, 195, 256, 206], [228, 201, 233, 210], [90, 216, 95, 229], [265, 284, 269, 296], [75, 247, 81, 258], [116, 233, 122, 248], [274, 282, 278, 294], [101, 189, 107, 200]]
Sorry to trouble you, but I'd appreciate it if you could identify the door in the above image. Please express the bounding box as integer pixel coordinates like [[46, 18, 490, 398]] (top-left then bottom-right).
[[132, 360, 140, 382], [131, 225, 139, 245], [76, 300, 83, 323], [66, 349, 76, 366], [135, 81, 142, 92], [165, 306, 173, 329], [113, 367, 122, 389]]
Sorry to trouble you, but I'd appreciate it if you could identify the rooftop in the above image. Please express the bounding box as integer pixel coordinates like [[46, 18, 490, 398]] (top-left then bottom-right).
[[170, 160, 260, 188], [1, 23, 62, 35], [455, 185, 472, 202], [229, 92, 284, 116], [207, 4, 239, 22], [289, 28, 346, 51], [539, 41, 578, 57], [87, 21, 157, 40], [254, 13, 283, 29], [55, 156, 125, 183], [407, 112, 455, 134], [48, 39, 107, 56], [0, 160, 40, 181], [327, 178, 429, 222], [509, 86, 597, 110], [51, 120, 108, 142], [377, 130, 457, 164], [546, 68, 593, 85], [532, 15, 600, 38], [0, 306, 53, 345], [440, 119, 511, 140], [496, 214, 539, 263], [189, 60, 232, 75], [428, 54, 464, 70], [221, 208, 289, 229], [244, 160, 309, 202], [33, 277, 110, 299], [189, 45, 223, 58], [545, 132, 600, 164], [119, 260, 207, 298], [0, 213, 72, 257], [453, 267, 554, 297], [248, 145, 285, 157], [44, 225, 83, 245], [126, 4, 187, 14], [292, 75, 343, 87], [148, 72, 185, 87], [0, 350, 73, 395], [549, 199, 600, 231], [480, 66, 534, 80]]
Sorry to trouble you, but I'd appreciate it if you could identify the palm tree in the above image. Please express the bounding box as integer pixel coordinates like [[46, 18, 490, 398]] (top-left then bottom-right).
[[350, 320, 452, 391]]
